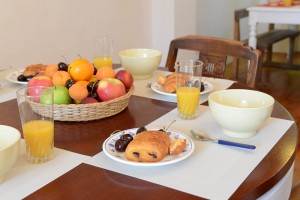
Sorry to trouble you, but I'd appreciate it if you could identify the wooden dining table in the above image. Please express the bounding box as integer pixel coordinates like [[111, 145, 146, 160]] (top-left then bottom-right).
[[0, 68, 298, 200]]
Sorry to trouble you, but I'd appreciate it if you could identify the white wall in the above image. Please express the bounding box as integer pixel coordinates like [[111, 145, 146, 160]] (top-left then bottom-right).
[[196, 0, 261, 39], [0, 0, 298, 70], [0, 0, 154, 69]]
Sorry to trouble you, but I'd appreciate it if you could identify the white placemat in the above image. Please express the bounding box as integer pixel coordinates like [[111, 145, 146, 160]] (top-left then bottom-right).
[[0, 139, 90, 199], [121, 69, 235, 104], [85, 105, 294, 200]]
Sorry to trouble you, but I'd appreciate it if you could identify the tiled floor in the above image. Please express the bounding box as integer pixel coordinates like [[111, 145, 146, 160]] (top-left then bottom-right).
[[225, 52, 300, 199]]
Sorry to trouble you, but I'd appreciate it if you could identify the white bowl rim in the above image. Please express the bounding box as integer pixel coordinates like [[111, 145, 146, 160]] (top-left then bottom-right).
[[0, 125, 21, 151], [208, 89, 275, 109], [119, 48, 162, 58]]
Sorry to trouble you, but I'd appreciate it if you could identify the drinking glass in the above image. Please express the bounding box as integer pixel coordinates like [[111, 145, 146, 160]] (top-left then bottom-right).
[[268, 0, 280, 6], [16, 86, 54, 163], [283, 0, 292, 6], [176, 60, 203, 120], [93, 36, 113, 69]]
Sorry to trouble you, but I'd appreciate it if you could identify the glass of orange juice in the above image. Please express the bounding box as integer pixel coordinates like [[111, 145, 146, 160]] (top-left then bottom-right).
[[176, 60, 203, 120], [283, 0, 292, 6], [16, 86, 54, 163], [93, 36, 113, 69]]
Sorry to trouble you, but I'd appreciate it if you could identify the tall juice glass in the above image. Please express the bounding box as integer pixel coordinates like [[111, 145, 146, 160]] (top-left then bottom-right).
[[93, 36, 113, 69], [16, 86, 54, 163], [176, 60, 203, 120]]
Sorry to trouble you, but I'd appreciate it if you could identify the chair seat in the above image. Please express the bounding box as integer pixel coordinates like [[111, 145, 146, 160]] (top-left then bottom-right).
[[243, 29, 300, 50]]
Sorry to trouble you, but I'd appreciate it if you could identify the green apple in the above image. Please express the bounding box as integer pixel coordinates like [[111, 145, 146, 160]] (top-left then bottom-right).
[[40, 86, 71, 104]]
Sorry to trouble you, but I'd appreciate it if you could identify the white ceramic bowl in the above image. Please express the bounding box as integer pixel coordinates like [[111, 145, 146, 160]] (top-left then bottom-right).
[[119, 48, 162, 79], [208, 89, 274, 138], [0, 125, 21, 184]]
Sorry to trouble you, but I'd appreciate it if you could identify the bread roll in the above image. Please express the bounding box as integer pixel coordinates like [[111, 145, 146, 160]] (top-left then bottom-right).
[[23, 64, 47, 76], [169, 138, 186, 155], [125, 130, 171, 162]]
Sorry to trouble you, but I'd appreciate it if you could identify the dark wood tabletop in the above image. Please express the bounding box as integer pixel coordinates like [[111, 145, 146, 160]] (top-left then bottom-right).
[[0, 82, 298, 200]]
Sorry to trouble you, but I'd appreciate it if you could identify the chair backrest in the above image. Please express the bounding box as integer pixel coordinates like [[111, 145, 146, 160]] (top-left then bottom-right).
[[165, 35, 262, 88]]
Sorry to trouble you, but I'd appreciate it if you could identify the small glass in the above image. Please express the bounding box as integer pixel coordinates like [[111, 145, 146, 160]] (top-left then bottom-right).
[[93, 36, 113, 69], [16, 86, 54, 163], [268, 0, 280, 6], [283, 0, 292, 6], [176, 60, 203, 120]]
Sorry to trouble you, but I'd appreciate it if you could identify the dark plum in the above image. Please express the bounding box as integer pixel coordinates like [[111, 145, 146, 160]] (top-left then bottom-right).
[[17, 75, 27, 82], [115, 139, 130, 152]]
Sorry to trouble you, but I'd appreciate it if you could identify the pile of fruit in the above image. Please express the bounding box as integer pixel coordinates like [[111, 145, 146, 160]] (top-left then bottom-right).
[[25, 58, 134, 105]]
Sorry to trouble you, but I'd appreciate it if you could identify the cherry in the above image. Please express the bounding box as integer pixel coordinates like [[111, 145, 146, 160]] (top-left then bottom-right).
[[115, 139, 130, 152], [136, 126, 147, 134], [121, 134, 133, 143], [87, 80, 99, 94], [58, 62, 68, 71], [26, 75, 34, 81], [17, 75, 27, 82], [65, 79, 75, 89]]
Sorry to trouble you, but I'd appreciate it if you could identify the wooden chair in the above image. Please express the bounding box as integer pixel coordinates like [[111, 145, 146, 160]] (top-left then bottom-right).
[[165, 35, 261, 88], [233, 8, 300, 79]]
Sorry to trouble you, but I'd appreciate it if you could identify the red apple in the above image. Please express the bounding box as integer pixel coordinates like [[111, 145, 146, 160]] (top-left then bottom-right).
[[97, 78, 126, 101], [115, 70, 134, 89], [27, 76, 53, 96], [80, 97, 99, 104], [28, 75, 53, 87]]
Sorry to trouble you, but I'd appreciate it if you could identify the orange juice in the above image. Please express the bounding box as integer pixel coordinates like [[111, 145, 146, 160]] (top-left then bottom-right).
[[23, 120, 54, 158], [94, 56, 112, 69], [177, 87, 200, 118], [284, 0, 292, 6]]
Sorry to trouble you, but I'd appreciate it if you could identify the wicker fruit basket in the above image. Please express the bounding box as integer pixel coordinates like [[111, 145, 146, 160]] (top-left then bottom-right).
[[30, 86, 134, 122]]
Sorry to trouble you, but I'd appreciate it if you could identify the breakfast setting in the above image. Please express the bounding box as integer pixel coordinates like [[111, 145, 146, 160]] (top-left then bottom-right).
[[0, 42, 295, 199], [0, 1, 299, 199]]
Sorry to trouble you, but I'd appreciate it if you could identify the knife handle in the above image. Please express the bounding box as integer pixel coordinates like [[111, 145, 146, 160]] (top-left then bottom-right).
[[217, 140, 256, 150]]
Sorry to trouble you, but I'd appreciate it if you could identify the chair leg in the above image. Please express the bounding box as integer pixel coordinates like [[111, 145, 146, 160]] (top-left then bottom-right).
[[257, 51, 264, 83], [266, 46, 272, 63], [288, 37, 295, 64], [232, 58, 239, 80]]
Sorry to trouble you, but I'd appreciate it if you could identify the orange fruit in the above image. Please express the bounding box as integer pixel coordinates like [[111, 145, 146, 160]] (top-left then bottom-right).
[[96, 66, 115, 80], [68, 58, 94, 81], [45, 64, 58, 78], [69, 83, 89, 103], [89, 75, 98, 82], [76, 80, 89, 87]]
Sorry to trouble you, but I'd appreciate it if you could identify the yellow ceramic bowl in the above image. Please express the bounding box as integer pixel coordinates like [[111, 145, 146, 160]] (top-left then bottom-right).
[[208, 89, 274, 138], [0, 125, 21, 184], [119, 48, 162, 79]]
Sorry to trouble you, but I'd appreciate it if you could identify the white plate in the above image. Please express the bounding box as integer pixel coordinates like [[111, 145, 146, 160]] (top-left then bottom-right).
[[103, 128, 194, 167], [5, 69, 27, 85], [151, 81, 214, 97]]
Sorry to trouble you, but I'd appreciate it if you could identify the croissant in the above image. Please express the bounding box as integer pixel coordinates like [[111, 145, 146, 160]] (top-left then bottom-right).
[[23, 64, 47, 77], [163, 73, 188, 93], [125, 130, 171, 162]]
